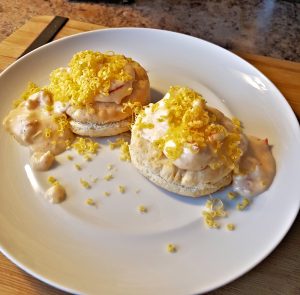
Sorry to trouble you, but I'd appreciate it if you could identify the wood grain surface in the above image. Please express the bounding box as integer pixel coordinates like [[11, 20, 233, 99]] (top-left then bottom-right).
[[0, 15, 299, 295]]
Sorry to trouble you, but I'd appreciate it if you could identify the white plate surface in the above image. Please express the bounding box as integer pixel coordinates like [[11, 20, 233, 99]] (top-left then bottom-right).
[[0, 28, 299, 295]]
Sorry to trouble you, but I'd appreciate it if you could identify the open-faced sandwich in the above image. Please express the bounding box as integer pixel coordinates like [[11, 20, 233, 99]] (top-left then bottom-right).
[[130, 86, 276, 197], [48, 50, 150, 137]]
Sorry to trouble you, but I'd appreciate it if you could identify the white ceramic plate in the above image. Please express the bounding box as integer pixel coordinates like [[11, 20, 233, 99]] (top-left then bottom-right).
[[0, 28, 299, 295]]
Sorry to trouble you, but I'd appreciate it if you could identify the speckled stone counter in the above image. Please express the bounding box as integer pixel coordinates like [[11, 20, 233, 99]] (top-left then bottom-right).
[[0, 0, 299, 61]]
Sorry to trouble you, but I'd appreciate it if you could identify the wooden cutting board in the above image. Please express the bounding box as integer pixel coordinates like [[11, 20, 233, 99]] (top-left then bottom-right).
[[0, 15, 299, 295]]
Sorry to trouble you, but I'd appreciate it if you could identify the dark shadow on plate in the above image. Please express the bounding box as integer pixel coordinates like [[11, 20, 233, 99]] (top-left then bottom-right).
[[144, 176, 254, 210], [98, 132, 131, 147], [150, 88, 164, 103], [49, 159, 61, 170]]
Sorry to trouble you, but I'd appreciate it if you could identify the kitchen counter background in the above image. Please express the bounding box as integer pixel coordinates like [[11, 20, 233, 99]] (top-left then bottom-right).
[[0, 0, 299, 62]]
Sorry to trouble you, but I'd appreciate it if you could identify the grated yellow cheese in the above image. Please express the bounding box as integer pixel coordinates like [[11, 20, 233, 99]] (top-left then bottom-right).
[[202, 198, 227, 229], [122, 101, 143, 115], [44, 128, 52, 138], [109, 138, 125, 150], [118, 185, 126, 193], [45, 104, 53, 112], [137, 205, 148, 213], [47, 50, 134, 107], [52, 113, 70, 137], [226, 223, 236, 231], [47, 176, 57, 184], [103, 191, 110, 197], [67, 155, 73, 161], [120, 142, 131, 162], [237, 198, 250, 210], [72, 137, 99, 157], [80, 178, 91, 189], [227, 191, 237, 200], [167, 243, 177, 253], [74, 163, 81, 170], [85, 198, 95, 206], [104, 174, 113, 181], [232, 117, 241, 128]]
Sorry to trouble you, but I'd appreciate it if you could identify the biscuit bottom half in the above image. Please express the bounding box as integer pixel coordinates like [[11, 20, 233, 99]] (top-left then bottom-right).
[[130, 132, 233, 197], [70, 117, 132, 137]]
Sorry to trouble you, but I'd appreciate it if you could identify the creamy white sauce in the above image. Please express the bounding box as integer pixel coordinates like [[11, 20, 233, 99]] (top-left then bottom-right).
[[94, 64, 135, 104], [45, 184, 66, 204], [173, 145, 214, 171], [233, 136, 276, 197], [141, 101, 169, 142], [53, 101, 69, 113], [3, 91, 75, 156], [30, 151, 55, 171]]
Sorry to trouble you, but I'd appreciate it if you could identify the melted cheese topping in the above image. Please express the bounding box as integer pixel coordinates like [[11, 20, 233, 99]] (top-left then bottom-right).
[[47, 50, 135, 107], [135, 86, 245, 171]]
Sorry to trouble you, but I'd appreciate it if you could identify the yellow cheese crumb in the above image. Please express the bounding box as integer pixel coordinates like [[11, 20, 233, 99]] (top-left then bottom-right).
[[44, 128, 52, 138], [138, 205, 148, 213], [72, 137, 99, 158], [104, 174, 113, 181], [202, 211, 221, 228], [120, 142, 131, 162], [135, 189, 140, 194], [227, 191, 237, 200], [227, 223, 236, 231], [237, 198, 250, 210], [118, 185, 126, 193], [121, 101, 143, 115], [45, 104, 53, 112], [109, 138, 125, 150], [67, 155, 73, 161], [85, 198, 95, 206], [52, 113, 70, 137], [103, 192, 110, 197], [202, 198, 227, 229], [74, 164, 81, 171], [167, 243, 177, 253], [80, 178, 91, 189], [47, 176, 57, 184], [232, 117, 241, 128]]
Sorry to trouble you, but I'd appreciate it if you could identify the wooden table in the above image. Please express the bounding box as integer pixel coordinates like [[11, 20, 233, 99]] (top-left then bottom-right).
[[0, 15, 299, 295]]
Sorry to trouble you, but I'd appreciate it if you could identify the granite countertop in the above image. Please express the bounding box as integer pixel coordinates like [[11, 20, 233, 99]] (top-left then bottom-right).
[[0, 1, 299, 61]]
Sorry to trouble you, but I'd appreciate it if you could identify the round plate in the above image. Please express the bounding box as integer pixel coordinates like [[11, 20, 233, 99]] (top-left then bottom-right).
[[0, 28, 299, 294]]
